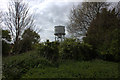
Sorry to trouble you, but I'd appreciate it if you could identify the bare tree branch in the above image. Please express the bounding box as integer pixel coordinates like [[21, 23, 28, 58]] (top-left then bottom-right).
[[3, 0, 36, 53], [67, 2, 110, 38], [4, 0, 35, 43]]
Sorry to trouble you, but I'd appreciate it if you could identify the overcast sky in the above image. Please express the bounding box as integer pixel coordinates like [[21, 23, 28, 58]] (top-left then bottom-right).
[[0, 0, 119, 42]]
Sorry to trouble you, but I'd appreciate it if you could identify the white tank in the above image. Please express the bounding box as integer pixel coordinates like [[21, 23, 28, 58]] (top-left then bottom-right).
[[54, 26, 65, 35]]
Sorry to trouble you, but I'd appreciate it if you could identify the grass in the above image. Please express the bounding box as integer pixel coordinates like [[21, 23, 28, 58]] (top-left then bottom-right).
[[2, 51, 53, 79], [22, 59, 119, 78], [2, 51, 119, 79]]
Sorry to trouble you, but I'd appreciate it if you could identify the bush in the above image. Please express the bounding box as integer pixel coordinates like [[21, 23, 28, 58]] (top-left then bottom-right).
[[2, 41, 11, 56], [2, 30, 12, 56], [38, 38, 96, 61], [2, 51, 52, 79], [37, 38, 97, 62], [97, 29, 120, 62], [59, 38, 96, 61], [19, 38, 32, 53], [38, 40, 59, 63], [16, 28, 40, 53], [80, 43, 96, 60], [59, 38, 77, 60]]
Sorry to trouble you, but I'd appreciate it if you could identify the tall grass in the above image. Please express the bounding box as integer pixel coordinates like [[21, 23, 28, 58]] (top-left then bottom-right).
[[22, 59, 119, 78], [2, 50, 119, 79], [2, 51, 53, 79]]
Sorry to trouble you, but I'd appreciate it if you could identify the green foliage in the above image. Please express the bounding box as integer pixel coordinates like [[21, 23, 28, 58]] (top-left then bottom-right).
[[2, 30, 11, 41], [38, 40, 59, 63], [3, 44, 119, 79], [31, 43, 40, 50], [38, 38, 96, 62], [59, 38, 77, 60], [2, 30, 11, 56], [99, 29, 120, 61], [2, 51, 52, 79], [67, 2, 109, 37], [84, 8, 120, 61], [19, 28, 40, 53], [22, 28, 40, 44], [59, 38, 96, 60], [22, 59, 119, 78], [2, 41, 11, 56]]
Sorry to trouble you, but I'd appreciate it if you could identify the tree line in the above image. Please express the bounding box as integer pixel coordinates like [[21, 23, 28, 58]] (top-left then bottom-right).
[[67, 2, 120, 61], [1, 0, 120, 62], [38, 2, 120, 62]]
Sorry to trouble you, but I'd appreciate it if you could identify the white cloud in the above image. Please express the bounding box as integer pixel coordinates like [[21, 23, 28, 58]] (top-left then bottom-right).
[[0, 0, 77, 42], [0, 0, 9, 11], [1, 0, 118, 42], [27, 1, 77, 42]]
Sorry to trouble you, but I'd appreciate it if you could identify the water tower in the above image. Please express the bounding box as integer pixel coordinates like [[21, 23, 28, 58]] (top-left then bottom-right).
[[54, 26, 65, 42]]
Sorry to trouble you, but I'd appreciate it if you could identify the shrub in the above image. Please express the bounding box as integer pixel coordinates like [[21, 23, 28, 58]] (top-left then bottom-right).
[[97, 29, 120, 62], [17, 28, 40, 53], [2, 30, 12, 56], [38, 38, 96, 62], [59, 38, 96, 61], [2, 41, 11, 56], [59, 38, 78, 60], [38, 40, 59, 63], [80, 43, 96, 60], [2, 51, 52, 79]]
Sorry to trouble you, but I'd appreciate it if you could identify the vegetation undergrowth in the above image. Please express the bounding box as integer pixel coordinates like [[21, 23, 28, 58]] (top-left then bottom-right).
[[22, 59, 119, 78], [2, 51, 53, 79]]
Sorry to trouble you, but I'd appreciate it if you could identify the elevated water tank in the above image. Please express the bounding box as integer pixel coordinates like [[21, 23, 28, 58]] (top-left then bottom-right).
[[54, 26, 65, 35], [54, 26, 65, 42]]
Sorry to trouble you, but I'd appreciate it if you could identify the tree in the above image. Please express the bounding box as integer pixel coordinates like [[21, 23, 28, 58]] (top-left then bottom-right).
[[84, 8, 120, 61], [115, 1, 120, 26], [2, 30, 12, 56], [0, 11, 2, 58], [2, 30, 11, 42], [4, 0, 35, 53], [115, 1, 120, 18], [0, 11, 2, 24], [67, 2, 109, 37], [19, 28, 40, 53]]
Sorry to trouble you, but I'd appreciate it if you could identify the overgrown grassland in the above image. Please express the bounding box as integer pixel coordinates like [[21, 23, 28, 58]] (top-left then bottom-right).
[[2, 51, 119, 79], [2, 51, 53, 79], [22, 60, 119, 78]]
